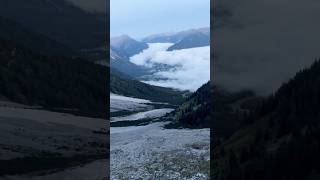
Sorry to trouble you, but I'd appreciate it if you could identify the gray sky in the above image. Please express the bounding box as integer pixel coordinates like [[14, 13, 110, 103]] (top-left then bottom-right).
[[213, 0, 320, 95], [111, 0, 210, 38]]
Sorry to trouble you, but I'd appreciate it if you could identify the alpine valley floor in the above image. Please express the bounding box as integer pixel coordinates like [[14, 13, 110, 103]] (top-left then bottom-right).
[[110, 94, 210, 179], [0, 100, 109, 180]]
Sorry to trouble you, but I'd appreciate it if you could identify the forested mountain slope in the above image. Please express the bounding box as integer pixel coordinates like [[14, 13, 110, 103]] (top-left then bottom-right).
[[168, 81, 258, 131], [214, 60, 320, 180], [168, 81, 211, 128], [0, 0, 107, 50], [110, 73, 185, 105], [0, 15, 74, 56], [0, 38, 107, 118]]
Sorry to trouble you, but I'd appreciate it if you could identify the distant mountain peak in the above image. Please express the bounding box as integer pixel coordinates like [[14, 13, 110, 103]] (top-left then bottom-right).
[[110, 35, 148, 59], [111, 35, 135, 47], [111, 34, 131, 40]]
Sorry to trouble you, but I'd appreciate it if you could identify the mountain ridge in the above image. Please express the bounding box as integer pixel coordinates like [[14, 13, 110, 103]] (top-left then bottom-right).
[[142, 27, 209, 44], [167, 31, 210, 51]]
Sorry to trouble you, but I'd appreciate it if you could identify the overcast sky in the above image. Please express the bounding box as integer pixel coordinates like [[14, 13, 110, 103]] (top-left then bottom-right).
[[110, 0, 210, 38], [213, 0, 320, 95]]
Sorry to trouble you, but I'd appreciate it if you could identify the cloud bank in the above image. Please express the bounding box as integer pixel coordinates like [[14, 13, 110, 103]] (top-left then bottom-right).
[[213, 0, 320, 95], [130, 43, 210, 92]]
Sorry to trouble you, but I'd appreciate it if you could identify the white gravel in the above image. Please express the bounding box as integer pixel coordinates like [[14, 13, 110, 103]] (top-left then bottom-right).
[[110, 93, 151, 112], [111, 122, 210, 179], [111, 108, 174, 122], [110, 94, 210, 179]]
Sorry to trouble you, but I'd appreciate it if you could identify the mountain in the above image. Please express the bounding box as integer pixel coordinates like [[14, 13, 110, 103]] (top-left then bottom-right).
[[110, 48, 150, 78], [110, 67, 132, 80], [110, 48, 123, 60], [142, 27, 209, 43], [214, 60, 320, 180], [0, 15, 74, 56], [167, 82, 257, 129], [110, 58, 150, 78], [0, 0, 107, 51], [167, 82, 211, 128], [142, 32, 186, 43], [110, 29, 210, 78], [167, 31, 210, 51], [0, 37, 107, 118], [142, 27, 210, 50], [110, 35, 148, 59], [110, 73, 185, 105], [110, 35, 150, 78], [212, 87, 259, 139], [197, 27, 210, 36]]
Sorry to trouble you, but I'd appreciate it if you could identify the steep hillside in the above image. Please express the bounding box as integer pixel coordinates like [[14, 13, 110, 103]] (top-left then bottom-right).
[[0, 38, 107, 118], [167, 82, 256, 130], [168, 82, 211, 128], [0, 15, 74, 56], [110, 73, 185, 105], [214, 60, 320, 180], [110, 36, 150, 77], [212, 87, 261, 139], [0, 0, 106, 50], [110, 48, 150, 78]]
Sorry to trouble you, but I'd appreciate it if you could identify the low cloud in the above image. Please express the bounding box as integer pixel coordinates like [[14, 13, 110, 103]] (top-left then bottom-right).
[[213, 0, 320, 95], [130, 43, 210, 92]]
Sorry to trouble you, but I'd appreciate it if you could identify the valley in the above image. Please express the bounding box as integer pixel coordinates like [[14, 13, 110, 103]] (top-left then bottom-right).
[[0, 1, 211, 177], [110, 27, 210, 91], [110, 94, 210, 179], [109, 27, 211, 179]]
